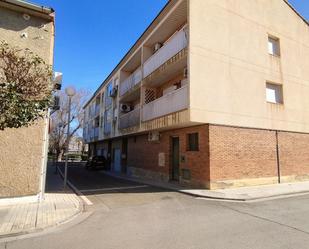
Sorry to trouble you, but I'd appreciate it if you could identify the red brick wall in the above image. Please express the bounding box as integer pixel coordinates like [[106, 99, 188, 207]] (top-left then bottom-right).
[[127, 134, 169, 175], [102, 124, 309, 189], [127, 125, 210, 187], [209, 125, 278, 181], [279, 132, 309, 177]]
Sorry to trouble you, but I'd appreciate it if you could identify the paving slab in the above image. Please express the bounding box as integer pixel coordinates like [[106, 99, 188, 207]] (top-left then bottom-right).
[[0, 165, 82, 238]]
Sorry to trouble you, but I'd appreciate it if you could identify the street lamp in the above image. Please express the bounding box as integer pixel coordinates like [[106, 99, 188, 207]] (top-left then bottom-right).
[[64, 86, 76, 189]]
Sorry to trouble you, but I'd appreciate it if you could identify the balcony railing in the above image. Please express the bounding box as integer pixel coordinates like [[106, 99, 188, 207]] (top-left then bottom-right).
[[143, 26, 188, 78], [142, 85, 188, 121], [94, 127, 99, 138], [94, 105, 100, 116], [119, 107, 140, 129], [104, 121, 112, 135], [120, 67, 142, 96]]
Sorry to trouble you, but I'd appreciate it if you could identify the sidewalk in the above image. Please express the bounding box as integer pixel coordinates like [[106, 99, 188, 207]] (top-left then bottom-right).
[[103, 171, 309, 201], [0, 165, 82, 238]]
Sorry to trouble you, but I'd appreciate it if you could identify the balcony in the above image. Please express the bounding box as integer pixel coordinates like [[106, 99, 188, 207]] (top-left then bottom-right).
[[94, 127, 99, 138], [119, 108, 140, 129], [143, 26, 188, 78], [142, 85, 188, 122], [104, 121, 112, 135], [120, 67, 142, 97], [94, 105, 100, 116]]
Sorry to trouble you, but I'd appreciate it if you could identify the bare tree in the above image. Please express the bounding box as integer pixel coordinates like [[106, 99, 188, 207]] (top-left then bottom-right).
[[49, 89, 89, 161]]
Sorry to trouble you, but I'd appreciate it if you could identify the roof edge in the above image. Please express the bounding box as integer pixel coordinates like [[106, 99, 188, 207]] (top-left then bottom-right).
[[84, 0, 174, 108], [84, 0, 308, 108], [283, 0, 309, 26], [1, 0, 54, 15]]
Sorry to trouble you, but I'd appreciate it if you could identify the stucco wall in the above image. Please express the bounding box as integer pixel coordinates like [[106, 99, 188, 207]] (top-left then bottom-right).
[[0, 7, 54, 197], [189, 0, 309, 133]]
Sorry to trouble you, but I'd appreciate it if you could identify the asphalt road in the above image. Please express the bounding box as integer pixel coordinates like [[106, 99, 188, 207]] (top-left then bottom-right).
[[2, 163, 309, 249]]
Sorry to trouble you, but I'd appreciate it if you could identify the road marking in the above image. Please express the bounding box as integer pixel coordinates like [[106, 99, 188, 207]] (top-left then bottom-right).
[[80, 185, 149, 193], [66, 180, 93, 206], [57, 167, 93, 206]]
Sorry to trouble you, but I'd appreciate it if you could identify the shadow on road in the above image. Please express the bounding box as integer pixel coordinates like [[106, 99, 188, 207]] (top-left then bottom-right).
[[47, 162, 172, 197]]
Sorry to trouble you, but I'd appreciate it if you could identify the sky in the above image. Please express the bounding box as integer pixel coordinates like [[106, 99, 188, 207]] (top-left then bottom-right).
[[35, 0, 308, 93]]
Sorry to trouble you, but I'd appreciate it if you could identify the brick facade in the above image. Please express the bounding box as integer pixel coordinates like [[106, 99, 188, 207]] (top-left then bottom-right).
[[94, 124, 309, 189], [208, 125, 279, 188], [279, 132, 309, 181], [126, 125, 210, 188]]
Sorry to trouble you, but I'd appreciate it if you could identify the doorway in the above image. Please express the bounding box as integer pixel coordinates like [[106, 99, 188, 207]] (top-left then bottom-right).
[[122, 138, 128, 174], [113, 148, 121, 173], [170, 137, 180, 181]]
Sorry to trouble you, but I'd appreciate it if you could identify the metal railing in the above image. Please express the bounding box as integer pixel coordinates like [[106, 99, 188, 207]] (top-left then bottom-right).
[[119, 107, 140, 129], [143, 26, 188, 78], [120, 67, 142, 96], [104, 121, 112, 135], [142, 85, 188, 121]]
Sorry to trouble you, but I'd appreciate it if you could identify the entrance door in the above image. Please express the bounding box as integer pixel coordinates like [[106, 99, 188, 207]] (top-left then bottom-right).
[[114, 149, 121, 173], [170, 137, 180, 181], [122, 138, 128, 174]]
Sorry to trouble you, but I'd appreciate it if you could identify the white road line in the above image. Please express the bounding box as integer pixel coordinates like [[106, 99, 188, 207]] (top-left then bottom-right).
[[80, 185, 149, 193], [66, 180, 93, 206], [57, 167, 93, 206]]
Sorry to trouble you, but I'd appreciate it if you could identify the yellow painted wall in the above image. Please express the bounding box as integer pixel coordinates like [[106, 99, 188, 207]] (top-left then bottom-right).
[[0, 6, 54, 197], [189, 0, 309, 132]]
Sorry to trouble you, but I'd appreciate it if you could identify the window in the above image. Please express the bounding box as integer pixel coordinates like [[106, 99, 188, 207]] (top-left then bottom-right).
[[266, 83, 283, 104], [268, 36, 280, 56], [187, 133, 199, 151]]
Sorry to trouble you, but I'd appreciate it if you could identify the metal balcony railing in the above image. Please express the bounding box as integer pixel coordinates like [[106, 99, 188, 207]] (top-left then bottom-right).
[[120, 67, 142, 96], [104, 121, 112, 135], [94, 127, 99, 138], [143, 26, 188, 78], [94, 105, 100, 116], [119, 107, 140, 129], [142, 85, 188, 121]]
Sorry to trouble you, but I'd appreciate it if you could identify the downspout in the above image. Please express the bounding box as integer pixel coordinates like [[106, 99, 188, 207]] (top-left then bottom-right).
[[39, 110, 50, 201], [275, 131, 281, 184], [39, 13, 55, 201]]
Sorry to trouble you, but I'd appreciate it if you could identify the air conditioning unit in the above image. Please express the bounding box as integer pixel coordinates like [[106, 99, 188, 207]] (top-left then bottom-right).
[[109, 86, 118, 98], [148, 131, 160, 142], [154, 42, 162, 53], [120, 104, 132, 113]]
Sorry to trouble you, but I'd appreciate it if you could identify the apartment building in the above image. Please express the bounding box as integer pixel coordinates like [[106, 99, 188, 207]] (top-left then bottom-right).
[[0, 0, 55, 199], [83, 0, 309, 189]]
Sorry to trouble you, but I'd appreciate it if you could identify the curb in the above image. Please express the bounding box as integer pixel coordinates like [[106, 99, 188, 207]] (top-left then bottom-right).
[[101, 171, 245, 201], [0, 169, 84, 240], [102, 171, 309, 202], [56, 166, 93, 206], [0, 207, 82, 240]]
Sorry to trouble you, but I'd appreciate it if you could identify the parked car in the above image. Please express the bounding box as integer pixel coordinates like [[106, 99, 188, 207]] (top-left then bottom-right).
[[85, 156, 107, 170]]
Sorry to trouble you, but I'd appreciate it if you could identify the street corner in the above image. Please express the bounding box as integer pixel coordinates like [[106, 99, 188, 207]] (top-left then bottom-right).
[[0, 191, 83, 241]]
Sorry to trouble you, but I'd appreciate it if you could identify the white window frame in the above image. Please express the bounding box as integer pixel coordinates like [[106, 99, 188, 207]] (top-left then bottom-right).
[[266, 82, 283, 104], [268, 36, 280, 57]]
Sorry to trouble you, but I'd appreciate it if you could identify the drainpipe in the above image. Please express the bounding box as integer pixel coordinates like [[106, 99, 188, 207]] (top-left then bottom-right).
[[275, 130, 281, 184], [39, 109, 50, 201]]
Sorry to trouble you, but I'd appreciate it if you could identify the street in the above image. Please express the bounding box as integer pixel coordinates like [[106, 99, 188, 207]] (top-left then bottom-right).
[[2, 163, 309, 249]]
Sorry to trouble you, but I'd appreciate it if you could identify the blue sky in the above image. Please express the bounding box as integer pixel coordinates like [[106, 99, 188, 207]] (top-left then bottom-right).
[[35, 0, 308, 93]]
